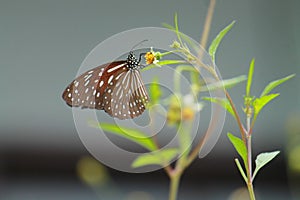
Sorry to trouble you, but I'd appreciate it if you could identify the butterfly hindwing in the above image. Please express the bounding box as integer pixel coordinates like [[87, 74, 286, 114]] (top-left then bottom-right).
[[102, 69, 149, 119]]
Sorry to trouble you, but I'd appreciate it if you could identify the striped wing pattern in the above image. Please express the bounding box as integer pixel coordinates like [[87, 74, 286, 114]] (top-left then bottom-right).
[[102, 69, 149, 119], [62, 61, 149, 119]]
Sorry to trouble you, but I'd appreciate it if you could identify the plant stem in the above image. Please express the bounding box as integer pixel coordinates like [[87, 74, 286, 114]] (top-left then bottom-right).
[[247, 181, 256, 200], [245, 112, 256, 200], [169, 172, 182, 200], [246, 136, 255, 200], [246, 135, 256, 200], [235, 158, 248, 182], [167, 1, 217, 200], [200, 0, 216, 49], [226, 91, 247, 142], [184, 0, 219, 165], [168, 118, 192, 200], [246, 117, 252, 178]]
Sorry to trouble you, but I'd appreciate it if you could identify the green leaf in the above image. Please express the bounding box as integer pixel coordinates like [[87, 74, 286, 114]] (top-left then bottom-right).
[[252, 151, 280, 180], [208, 21, 235, 63], [90, 122, 157, 151], [174, 13, 183, 46], [201, 75, 247, 92], [253, 93, 280, 117], [149, 76, 162, 105], [260, 74, 295, 97], [203, 97, 235, 118], [132, 148, 178, 168], [246, 58, 255, 97], [227, 133, 247, 164]]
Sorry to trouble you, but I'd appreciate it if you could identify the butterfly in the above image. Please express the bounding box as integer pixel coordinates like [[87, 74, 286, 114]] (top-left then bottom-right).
[[62, 52, 149, 119]]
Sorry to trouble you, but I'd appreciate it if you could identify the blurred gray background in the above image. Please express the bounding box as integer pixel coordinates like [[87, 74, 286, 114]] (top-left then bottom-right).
[[1, 0, 299, 199]]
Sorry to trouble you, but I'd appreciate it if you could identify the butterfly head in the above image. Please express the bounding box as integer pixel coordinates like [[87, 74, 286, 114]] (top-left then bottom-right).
[[126, 52, 140, 70]]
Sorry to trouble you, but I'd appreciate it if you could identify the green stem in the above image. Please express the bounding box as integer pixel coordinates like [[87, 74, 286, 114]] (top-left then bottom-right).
[[247, 182, 256, 200], [174, 13, 184, 47], [246, 136, 256, 200], [226, 91, 247, 143], [200, 0, 216, 49], [179, 121, 192, 163], [235, 158, 248, 183], [160, 50, 182, 57], [167, 1, 222, 200], [246, 113, 256, 200], [168, 119, 192, 200], [247, 135, 252, 179], [169, 172, 182, 200]]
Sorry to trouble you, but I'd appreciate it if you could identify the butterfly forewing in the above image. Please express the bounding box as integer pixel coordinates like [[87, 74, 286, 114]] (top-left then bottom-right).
[[62, 52, 149, 120], [62, 61, 127, 109]]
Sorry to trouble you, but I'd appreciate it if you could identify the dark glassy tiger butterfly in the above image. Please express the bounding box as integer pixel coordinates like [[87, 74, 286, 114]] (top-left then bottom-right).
[[62, 51, 149, 119]]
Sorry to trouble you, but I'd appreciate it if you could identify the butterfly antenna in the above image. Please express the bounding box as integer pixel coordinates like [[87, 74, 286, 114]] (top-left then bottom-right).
[[138, 52, 146, 64], [130, 39, 148, 52]]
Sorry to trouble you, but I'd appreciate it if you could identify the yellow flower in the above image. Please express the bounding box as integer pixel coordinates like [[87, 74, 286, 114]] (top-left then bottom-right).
[[145, 52, 156, 64], [144, 48, 160, 65], [166, 94, 203, 125], [166, 95, 182, 125], [182, 107, 195, 121]]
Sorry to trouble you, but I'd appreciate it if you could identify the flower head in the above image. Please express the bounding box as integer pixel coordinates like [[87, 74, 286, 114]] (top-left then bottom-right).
[[145, 52, 155, 64], [166, 94, 203, 125], [145, 47, 160, 64], [182, 94, 203, 121], [170, 40, 181, 48]]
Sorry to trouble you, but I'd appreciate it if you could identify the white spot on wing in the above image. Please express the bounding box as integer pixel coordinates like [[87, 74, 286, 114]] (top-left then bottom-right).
[[108, 75, 114, 84], [84, 74, 92, 81], [115, 73, 123, 80], [99, 80, 104, 87], [84, 80, 90, 86], [107, 63, 125, 73]]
